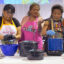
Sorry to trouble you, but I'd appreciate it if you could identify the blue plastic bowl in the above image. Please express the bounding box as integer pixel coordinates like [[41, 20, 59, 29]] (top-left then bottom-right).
[[1, 44, 18, 56]]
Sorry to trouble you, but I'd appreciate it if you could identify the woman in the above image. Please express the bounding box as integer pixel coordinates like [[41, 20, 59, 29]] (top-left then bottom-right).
[[0, 4, 21, 42], [19, 3, 45, 50], [42, 5, 64, 52]]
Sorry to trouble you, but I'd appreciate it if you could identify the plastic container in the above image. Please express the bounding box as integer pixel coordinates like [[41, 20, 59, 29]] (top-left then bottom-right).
[[47, 38, 63, 56], [1, 44, 18, 56]]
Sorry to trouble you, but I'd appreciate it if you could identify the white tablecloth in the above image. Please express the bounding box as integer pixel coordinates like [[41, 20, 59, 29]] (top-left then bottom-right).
[[0, 53, 64, 64]]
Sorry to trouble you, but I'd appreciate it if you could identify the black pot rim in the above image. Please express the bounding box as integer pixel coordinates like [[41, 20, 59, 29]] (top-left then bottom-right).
[[29, 49, 43, 53], [19, 41, 37, 43]]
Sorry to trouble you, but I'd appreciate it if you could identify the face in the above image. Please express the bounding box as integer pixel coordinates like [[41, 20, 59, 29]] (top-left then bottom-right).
[[30, 5, 40, 17], [3, 9, 14, 21], [52, 9, 62, 21]]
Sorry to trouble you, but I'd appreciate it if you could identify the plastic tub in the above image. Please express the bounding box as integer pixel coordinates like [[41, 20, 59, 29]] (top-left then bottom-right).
[[1, 44, 18, 56]]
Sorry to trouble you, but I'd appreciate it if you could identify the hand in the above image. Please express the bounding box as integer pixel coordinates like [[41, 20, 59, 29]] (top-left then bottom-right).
[[38, 17, 43, 21], [46, 30, 55, 36], [0, 35, 4, 40], [41, 22, 45, 28]]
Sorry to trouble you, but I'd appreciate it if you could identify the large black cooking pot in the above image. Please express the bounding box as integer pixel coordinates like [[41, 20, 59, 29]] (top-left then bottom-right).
[[27, 49, 43, 60], [19, 41, 38, 57]]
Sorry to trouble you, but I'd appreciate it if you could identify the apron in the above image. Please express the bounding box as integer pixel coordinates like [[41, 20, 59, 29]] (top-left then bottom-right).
[[0, 19, 17, 44]]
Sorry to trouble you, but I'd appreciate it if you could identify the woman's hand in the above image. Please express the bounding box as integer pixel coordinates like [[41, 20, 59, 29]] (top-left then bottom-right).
[[38, 17, 45, 33], [40, 21, 49, 36], [38, 17, 43, 22], [15, 26, 21, 40], [0, 35, 4, 40]]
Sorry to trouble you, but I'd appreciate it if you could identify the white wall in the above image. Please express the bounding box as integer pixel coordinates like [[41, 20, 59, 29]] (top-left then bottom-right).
[[0, 3, 64, 23]]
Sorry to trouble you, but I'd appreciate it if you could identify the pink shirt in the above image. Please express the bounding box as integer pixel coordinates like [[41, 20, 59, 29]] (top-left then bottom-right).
[[20, 18, 43, 50]]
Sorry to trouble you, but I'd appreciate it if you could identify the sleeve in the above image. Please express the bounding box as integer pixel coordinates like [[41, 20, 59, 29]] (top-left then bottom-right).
[[0, 17, 2, 27], [12, 18, 20, 27], [0, 21, 2, 27]]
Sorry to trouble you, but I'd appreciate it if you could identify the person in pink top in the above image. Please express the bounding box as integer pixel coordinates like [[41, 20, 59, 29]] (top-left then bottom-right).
[[20, 3, 45, 50]]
